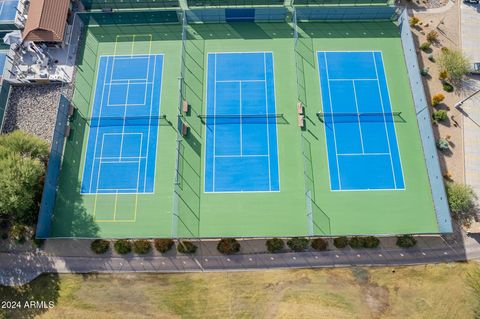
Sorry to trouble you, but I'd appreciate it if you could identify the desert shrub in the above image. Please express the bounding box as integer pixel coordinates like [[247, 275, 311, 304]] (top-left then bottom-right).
[[438, 49, 471, 86], [91, 239, 110, 254], [154, 239, 174, 253], [348, 237, 366, 249], [436, 138, 450, 151], [363, 236, 380, 248], [433, 110, 448, 122], [133, 240, 151, 254], [396, 235, 417, 248], [419, 42, 431, 52], [446, 183, 477, 226], [114, 239, 132, 254], [426, 30, 439, 43], [266, 238, 284, 253], [177, 241, 197, 254], [443, 82, 454, 92], [439, 70, 448, 81], [287, 237, 309, 252], [217, 238, 240, 255], [409, 16, 419, 27], [311, 238, 328, 251], [333, 236, 349, 248], [428, 54, 435, 62], [431, 93, 445, 106], [420, 67, 429, 76], [9, 224, 26, 242]]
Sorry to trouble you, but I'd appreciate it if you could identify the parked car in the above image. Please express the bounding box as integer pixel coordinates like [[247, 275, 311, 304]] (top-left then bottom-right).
[[463, 0, 479, 4], [472, 62, 480, 75]]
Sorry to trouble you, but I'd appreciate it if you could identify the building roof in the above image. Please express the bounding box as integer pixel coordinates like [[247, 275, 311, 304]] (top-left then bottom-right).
[[22, 0, 70, 42]]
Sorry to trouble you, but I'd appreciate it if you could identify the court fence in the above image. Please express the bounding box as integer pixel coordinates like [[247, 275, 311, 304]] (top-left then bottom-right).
[[0, 81, 12, 132], [398, 10, 452, 233], [36, 95, 70, 238]]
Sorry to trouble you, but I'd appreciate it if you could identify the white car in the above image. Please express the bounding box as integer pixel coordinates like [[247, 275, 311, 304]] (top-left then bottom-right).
[[472, 63, 480, 74]]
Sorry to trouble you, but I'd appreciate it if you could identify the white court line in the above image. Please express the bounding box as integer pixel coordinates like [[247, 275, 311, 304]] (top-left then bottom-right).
[[337, 153, 390, 156], [372, 52, 397, 189], [216, 79, 266, 83], [215, 154, 269, 158], [323, 53, 343, 190], [213, 54, 217, 192], [95, 156, 147, 160], [264, 52, 272, 191], [329, 78, 377, 81], [352, 80, 365, 154], [239, 79, 243, 156], [118, 80, 131, 161]]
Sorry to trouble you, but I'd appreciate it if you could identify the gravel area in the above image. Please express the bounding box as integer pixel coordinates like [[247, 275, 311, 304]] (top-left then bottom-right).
[[398, 0, 450, 9], [2, 84, 72, 144]]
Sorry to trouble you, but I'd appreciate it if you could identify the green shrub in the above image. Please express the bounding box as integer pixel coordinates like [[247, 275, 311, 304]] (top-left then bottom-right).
[[363, 236, 380, 248], [428, 54, 435, 62], [266, 238, 284, 253], [91, 239, 110, 254], [311, 238, 328, 251], [114, 239, 132, 254], [446, 183, 477, 226], [133, 240, 151, 254], [443, 82, 454, 92], [420, 67, 429, 76], [436, 138, 450, 151], [217, 238, 241, 255], [348, 237, 366, 249], [438, 49, 471, 86], [287, 237, 309, 252], [433, 110, 448, 122], [333, 237, 349, 248], [177, 241, 197, 254], [419, 42, 431, 52], [154, 238, 174, 253], [396, 235, 417, 248]]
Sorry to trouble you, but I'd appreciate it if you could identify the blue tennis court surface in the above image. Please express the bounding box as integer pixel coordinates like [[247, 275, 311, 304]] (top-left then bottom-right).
[[317, 51, 404, 191], [0, 0, 18, 21], [81, 54, 163, 194], [205, 52, 280, 193]]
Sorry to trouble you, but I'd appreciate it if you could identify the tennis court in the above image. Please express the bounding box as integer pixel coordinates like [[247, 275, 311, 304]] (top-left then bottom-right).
[[81, 50, 164, 195], [0, 0, 18, 21], [204, 52, 280, 193], [317, 51, 404, 191]]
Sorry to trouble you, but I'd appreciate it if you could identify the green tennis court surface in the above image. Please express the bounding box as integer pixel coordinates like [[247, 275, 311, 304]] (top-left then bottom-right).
[[48, 19, 439, 238]]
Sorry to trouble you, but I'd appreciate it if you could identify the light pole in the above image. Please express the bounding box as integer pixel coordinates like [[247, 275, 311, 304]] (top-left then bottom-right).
[[454, 87, 480, 109]]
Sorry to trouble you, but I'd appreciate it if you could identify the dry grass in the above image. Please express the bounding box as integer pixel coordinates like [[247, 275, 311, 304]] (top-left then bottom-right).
[[1, 263, 479, 319]]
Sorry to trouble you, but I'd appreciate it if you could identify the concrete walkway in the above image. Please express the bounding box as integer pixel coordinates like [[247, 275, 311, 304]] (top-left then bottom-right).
[[461, 2, 480, 200], [1, 234, 478, 286]]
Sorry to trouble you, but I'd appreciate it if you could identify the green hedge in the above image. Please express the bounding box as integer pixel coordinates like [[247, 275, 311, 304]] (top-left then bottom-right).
[[396, 235, 417, 248], [154, 239, 174, 253], [217, 238, 240, 255], [266, 238, 284, 253], [333, 237, 349, 248], [91, 239, 110, 254], [311, 238, 328, 251], [177, 241, 197, 254], [114, 239, 132, 254], [287, 237, 309, 252], [133, 240, 151, 254]]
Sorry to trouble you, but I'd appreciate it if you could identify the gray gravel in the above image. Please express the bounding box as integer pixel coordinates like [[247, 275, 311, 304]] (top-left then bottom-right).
[[2, 84, 72, 144]]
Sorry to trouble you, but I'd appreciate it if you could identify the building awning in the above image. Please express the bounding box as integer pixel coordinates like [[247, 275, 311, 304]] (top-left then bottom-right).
[[22, 0, 70, 42]]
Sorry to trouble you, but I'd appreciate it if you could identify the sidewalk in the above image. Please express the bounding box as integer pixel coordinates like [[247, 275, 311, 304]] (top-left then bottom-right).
[[1, 234, 478, 286]]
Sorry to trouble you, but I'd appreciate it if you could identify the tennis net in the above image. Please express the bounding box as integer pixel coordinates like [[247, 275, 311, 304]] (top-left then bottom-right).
[[79, 115, 170, 127], [197, 113, 285, 124], [317, 111, 403, 123]]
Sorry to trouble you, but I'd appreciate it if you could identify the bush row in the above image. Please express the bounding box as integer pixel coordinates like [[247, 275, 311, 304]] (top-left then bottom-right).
[[91, 235, 418, 255]]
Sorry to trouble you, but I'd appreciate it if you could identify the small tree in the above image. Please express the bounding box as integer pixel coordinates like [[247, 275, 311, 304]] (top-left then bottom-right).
[[177, 241, 197, 254], [431, 93, 445, 106], [433, 110, 448, 122], [154, 238, 174, 253], [266, 238, 284, 253], [438, 49, 471, 86], [9, 224, 26, 242], [396, 235, 417, 248], [426, 30, 439, 44], [363, 236, 380, 249], [348, 237, 366, 249], [333, 237, 349, 248], [133, 240, 151, 254], [91, 239, 110, 254], [287, 237, 309, 252], [311, 238, 328, 251], [217, 238, 240, 255], [446, 182, 477, 226], [114, 239, 132, 254]]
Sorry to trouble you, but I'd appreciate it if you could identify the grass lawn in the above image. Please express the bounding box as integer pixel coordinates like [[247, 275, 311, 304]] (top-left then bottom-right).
[[1, 263, 480, 318]]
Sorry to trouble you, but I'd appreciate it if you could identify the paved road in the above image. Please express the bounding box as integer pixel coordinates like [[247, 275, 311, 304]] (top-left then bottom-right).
[[1, 235, 479, 286]]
